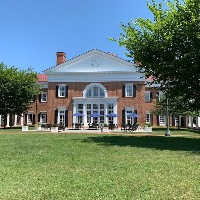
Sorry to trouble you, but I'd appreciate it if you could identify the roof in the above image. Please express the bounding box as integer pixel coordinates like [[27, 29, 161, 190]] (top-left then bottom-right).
[[44, 49, 136, 74], [37, 74, 48, 82]]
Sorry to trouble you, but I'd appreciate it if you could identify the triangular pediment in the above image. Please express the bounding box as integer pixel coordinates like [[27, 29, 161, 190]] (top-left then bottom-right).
[[44, 49, 138, 74]]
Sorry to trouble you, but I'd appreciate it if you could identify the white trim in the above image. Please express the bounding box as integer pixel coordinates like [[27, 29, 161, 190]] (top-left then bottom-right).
[[58, 85, 66, 97], [83, 83, 108, 98], [41, 92, 47, 102], [44, 49, 136, 73], [125, 83, 134, 97], [145, 91, 151, 102], [47, 73, 144, 82]]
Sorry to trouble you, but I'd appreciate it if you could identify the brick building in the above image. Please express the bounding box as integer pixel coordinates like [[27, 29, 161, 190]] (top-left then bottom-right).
[[30, 49, 159, 128], [1, 49, 199, 128]]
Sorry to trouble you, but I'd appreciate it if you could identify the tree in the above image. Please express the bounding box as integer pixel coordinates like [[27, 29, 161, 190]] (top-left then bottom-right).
[[0, 63, 40, 128], [152, 94, 189, 129], [113, 0, 200, 112]]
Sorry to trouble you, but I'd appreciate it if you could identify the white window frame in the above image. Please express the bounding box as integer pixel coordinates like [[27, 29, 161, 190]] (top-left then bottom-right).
[[145, 91, 151, 102], [86, 86, 105, 98], [125, 107, 134, 124], [41, 92, 47, 102], [125, 84, 133, 97], [27, 113, 34, 125], [58, 85, 66, 97], [40, 112, 47, 123], [159, 115, 166, 126], [146, 112, 151, 124]]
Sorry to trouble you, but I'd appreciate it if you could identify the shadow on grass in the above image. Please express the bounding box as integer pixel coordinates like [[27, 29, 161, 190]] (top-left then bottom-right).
[[153, 127, 200, 134], [83, 135, 200, 154]]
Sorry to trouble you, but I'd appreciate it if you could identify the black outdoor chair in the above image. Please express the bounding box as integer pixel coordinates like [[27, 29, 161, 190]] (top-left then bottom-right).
[[74, 123, 81, 130], [57, 123, 65, 131], [121, 124, 127, 131]]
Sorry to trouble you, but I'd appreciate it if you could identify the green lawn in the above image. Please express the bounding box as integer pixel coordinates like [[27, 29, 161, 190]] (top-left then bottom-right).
[[0, 128, 199, 199]]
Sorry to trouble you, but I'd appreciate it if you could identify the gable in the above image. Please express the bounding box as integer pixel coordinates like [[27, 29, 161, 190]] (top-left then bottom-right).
[[44, 49, 138, 74]]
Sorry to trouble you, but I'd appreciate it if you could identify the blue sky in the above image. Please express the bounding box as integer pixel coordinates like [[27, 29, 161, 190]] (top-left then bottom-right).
[[0, 0, 155, 73]]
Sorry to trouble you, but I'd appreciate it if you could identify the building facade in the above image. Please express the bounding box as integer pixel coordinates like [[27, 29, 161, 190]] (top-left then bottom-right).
[[1, 49, 200, 128]]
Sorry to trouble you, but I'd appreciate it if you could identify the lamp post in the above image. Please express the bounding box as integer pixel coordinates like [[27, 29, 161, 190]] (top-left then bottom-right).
[[165, 97, 171, 136]]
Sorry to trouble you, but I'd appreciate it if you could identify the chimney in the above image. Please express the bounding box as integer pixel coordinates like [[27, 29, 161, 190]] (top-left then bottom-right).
[[56, 52, 66, 65]]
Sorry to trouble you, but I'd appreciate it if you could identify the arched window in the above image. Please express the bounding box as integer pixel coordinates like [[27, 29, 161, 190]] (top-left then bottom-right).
[[83, 83, 107, 98]]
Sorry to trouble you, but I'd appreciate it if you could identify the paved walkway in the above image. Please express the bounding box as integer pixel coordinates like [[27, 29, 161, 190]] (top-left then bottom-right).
[[59, 127, 150, 134]]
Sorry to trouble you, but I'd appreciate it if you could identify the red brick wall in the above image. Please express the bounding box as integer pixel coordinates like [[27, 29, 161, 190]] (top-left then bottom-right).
[[29, 81, 158, 127]]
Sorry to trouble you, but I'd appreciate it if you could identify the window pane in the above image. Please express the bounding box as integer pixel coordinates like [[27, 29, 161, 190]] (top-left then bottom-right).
[[87, 89, 92, 97], [41, 93, 47, 102], [87, 104, 91, 109], [93, 86, 98, 97], [93, 104, 98, 109], [100, 104, 104, 109], [126, 85, 133, 97], [145, 92, 150, 102], [78, 104, 83, 109], [99, 88, 105, 97], [59, 86, 65, 97], [146, 113, 150, 123]]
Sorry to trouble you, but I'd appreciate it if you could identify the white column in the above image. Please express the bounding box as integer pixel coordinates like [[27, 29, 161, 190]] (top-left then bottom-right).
[[21, 115, 24, 126], [196, 117, 200, 128], [72, 103, 76, 125], [114, 102, 118, 125], [7, 115, 10, 127], [14, 115, 17, 126], [185, 116, 188, 127], [83, 103, 87, 126], [104, 104, 108, 125]]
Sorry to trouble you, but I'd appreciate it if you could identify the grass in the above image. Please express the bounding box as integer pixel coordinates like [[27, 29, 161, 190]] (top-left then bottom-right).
[[0, 128, 199, 199]]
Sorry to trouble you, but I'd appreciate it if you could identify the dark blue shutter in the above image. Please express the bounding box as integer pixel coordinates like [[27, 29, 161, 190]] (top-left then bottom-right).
[[133, 85, 136, 97], [156, 115, 159, 126], [54, 110, 58, 125], [150, 92, 153, 101], [122, 85, 125, 97], [56, 86, 59, 97], [39, 94, 41, 102], [65, 86, 68, 98], [65, 110, 68, 127], [122, 109, 125, 125], [38, 113, 40, 123], [134, 110, 137, 124], [46, 113, 47, 123]]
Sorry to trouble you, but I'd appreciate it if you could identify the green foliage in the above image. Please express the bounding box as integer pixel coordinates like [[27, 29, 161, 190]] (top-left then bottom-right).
[[113, 0, 200, 112], [0, 63, 40, 124]]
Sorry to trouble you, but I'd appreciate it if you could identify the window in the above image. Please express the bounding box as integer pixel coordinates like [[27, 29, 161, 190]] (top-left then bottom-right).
[[41, 92, 47, 102], [40, 112, 47, 123], [125, 84, 136, 97], [56, 85, 67, 97], [28, 113, 34, 124], [158, 91, 165, 101], [146, 112, 151, 123], [86, 86, 105, 98], [126, 85, 133, 97], [145, 91, 151, 102], [59, 86, 66, 97], [59, 110, 65, 125], [159, 115, 166, 126], [86, 103, 105, 124]]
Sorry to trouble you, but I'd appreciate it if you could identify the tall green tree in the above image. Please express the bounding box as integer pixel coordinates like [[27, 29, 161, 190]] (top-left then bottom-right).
[[113, 0, 200, 112], [0, 63, 40, 128]]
